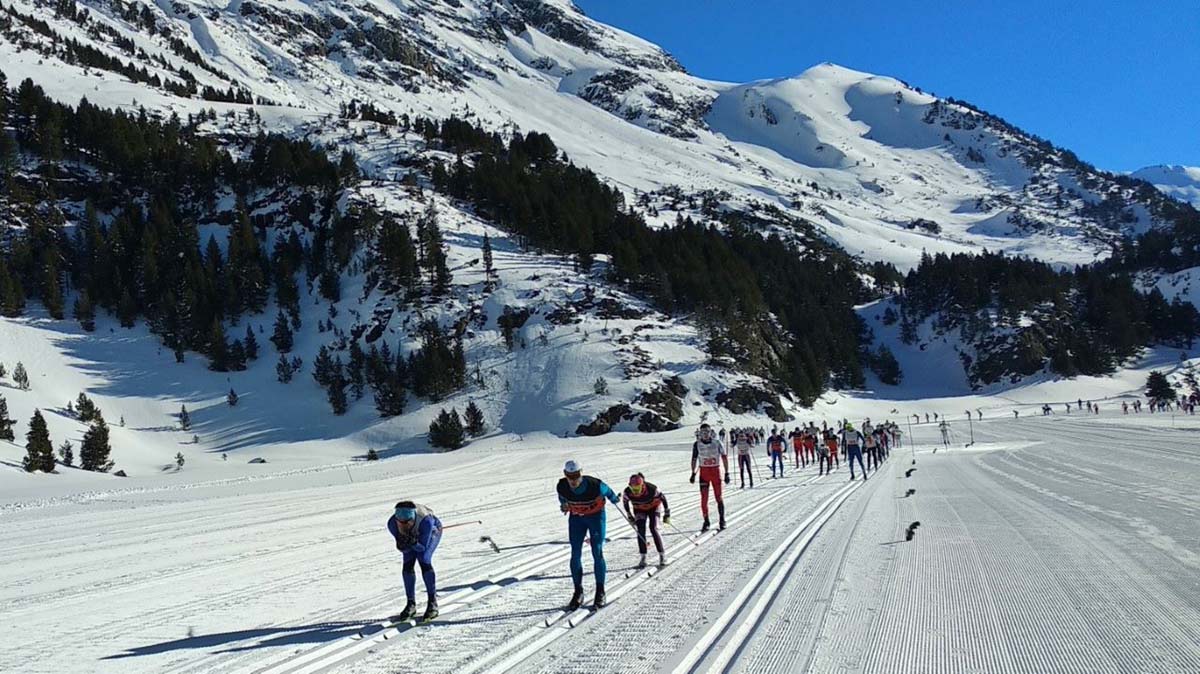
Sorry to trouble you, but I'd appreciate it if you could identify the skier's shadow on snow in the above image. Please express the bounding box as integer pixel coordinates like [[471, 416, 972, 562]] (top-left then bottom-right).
[[427, 606, 559, 626], [101, 620, 377, 659]]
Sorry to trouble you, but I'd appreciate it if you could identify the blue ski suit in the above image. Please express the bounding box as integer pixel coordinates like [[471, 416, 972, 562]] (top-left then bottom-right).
[[557, 476, 620, 590], [387, 505, 442, 603]]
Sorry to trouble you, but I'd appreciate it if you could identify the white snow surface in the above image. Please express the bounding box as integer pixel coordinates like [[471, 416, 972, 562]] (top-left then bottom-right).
[[1133, 165, 1200, 207], [1, 410, 1198, 673]]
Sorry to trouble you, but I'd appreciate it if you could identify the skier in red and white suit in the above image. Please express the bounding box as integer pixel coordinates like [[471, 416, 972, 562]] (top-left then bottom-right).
[[690, 423, 729, 532]]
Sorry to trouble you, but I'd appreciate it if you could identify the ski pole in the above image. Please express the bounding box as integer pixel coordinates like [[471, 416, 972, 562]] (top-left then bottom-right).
[[749, 450, 767, 483], [621, 512, 650, 547], [664, 517, 701, 546], [442, 520, 483, 530]]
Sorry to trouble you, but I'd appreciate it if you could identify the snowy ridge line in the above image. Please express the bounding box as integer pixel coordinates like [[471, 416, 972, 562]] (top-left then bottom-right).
[[246, 544, 576, 674], [467, 477, 820, 674], [671, 479, 862, 674]]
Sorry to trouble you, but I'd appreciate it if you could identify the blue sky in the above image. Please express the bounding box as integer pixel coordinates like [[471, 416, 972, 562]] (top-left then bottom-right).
[[573, 0, 1198, 172]]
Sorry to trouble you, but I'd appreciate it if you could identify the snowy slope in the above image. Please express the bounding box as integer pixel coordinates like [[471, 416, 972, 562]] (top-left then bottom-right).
[[1133, 164, 1200, 207], [0, 0, 1187, 271], [1, 0, 1196, 481], [1, 406, 1198, 674]]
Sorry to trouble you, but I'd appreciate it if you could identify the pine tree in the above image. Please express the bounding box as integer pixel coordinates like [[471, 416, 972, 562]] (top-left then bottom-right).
[[208, 320, 230, 371], [348, 342, 366, 399], [244, 325, 259, 361], [482, 232, 497, 290], [0, 396, 14, 441], [0, 393, 13, 441], [871, 345, 902, 386], [23, 410, 55, 473], [117, 288, 137, 328], [270, 311, 293, 353], [227, 388, 239, 406], [74, 289, 96, 332], [327, 357, 348, 415], [276, 354, 294, 383], [13, 362, 30, 390], [428, 408, 466, 450], [419, 203, 452, 295], [0, 257, 25, 317], [464, 400, 486, 437], [58, 439, 73, 467], [228, 339, 247, 371], [179, 404, 191, 430], [75, 392, 98, 422], [313, 345, 334, 388], [80, 413, 113, 472], [1146, 371, 1176, 403]]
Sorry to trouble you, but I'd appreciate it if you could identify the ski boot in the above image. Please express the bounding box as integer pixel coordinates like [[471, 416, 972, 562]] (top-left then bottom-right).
[[719, 517, 727, 531], [419, 599, 439, 624], [594, 585, 606, 609], [395, 599, 417, 622], [567, 586, 584, 611], [700, 518, 711, 533], [658, 554, 669, 568], [636, 554, 647, 569], [717, 503, 726, 530]]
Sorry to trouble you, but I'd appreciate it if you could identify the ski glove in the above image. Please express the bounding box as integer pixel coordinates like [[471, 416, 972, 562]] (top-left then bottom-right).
[[663, 515, 671, 525], [689, 472, 696, 484], [724, 473, 730, 484]]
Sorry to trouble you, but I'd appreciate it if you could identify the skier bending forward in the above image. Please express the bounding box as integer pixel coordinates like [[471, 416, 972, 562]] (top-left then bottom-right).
[[557, 459, 621, 610], [622, 473, 671, 568], [691, 423, 729, 532], [387, 500, 443, 623]]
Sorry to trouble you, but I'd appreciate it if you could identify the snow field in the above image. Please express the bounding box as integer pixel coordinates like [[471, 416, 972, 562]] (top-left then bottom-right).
[[2, 409, 1199, 673]]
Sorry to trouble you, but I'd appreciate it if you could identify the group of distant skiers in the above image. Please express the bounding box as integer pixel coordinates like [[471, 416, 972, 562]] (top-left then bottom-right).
[[1122, 398, 1196, 414]]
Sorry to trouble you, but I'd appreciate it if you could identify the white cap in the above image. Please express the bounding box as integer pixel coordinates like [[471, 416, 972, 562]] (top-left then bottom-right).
[[564, 459, 581, 474]]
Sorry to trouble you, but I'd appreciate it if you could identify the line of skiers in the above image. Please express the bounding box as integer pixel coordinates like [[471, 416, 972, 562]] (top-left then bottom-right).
[[387, 418, 901, 618]]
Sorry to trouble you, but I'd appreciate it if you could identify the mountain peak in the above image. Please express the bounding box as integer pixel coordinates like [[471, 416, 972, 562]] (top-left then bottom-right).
[[1132, 165, 1200, 207]]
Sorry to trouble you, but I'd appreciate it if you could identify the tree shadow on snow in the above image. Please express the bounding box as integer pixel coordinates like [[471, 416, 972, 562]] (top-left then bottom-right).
[[101, 619, 380, 659]]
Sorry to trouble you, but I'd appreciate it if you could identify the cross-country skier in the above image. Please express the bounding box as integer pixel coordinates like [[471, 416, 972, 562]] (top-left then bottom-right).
[[816, 428, 833, 475], [791, 427, 805, 468], [734, 430, 754, 489], [557, 460, 621, 609], [622, 473, 671, 568], [691, 423, 729, 532], [840, 422, 867, 481], [387, 501, 443, 623], [767, 429, 787, 478], [824, 429, 840, 469]]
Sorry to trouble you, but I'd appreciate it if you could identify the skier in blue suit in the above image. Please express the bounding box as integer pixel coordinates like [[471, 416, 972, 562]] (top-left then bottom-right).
[[387, 501, 443, 623], [557, 459, 620, 610]]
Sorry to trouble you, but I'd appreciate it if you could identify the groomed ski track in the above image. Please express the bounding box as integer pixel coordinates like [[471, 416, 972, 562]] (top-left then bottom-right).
[[3, 414, 1200, 673]]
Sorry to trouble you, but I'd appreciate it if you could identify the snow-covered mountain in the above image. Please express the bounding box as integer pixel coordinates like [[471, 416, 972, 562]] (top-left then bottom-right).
[[0, 0, 1190, 269], [1132, 165, 1200, 207], [1, 0, 1197, 477]]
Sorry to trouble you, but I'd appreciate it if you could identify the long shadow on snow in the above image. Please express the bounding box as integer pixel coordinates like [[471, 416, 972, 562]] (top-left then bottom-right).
[[101, 620, 378, 659]]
